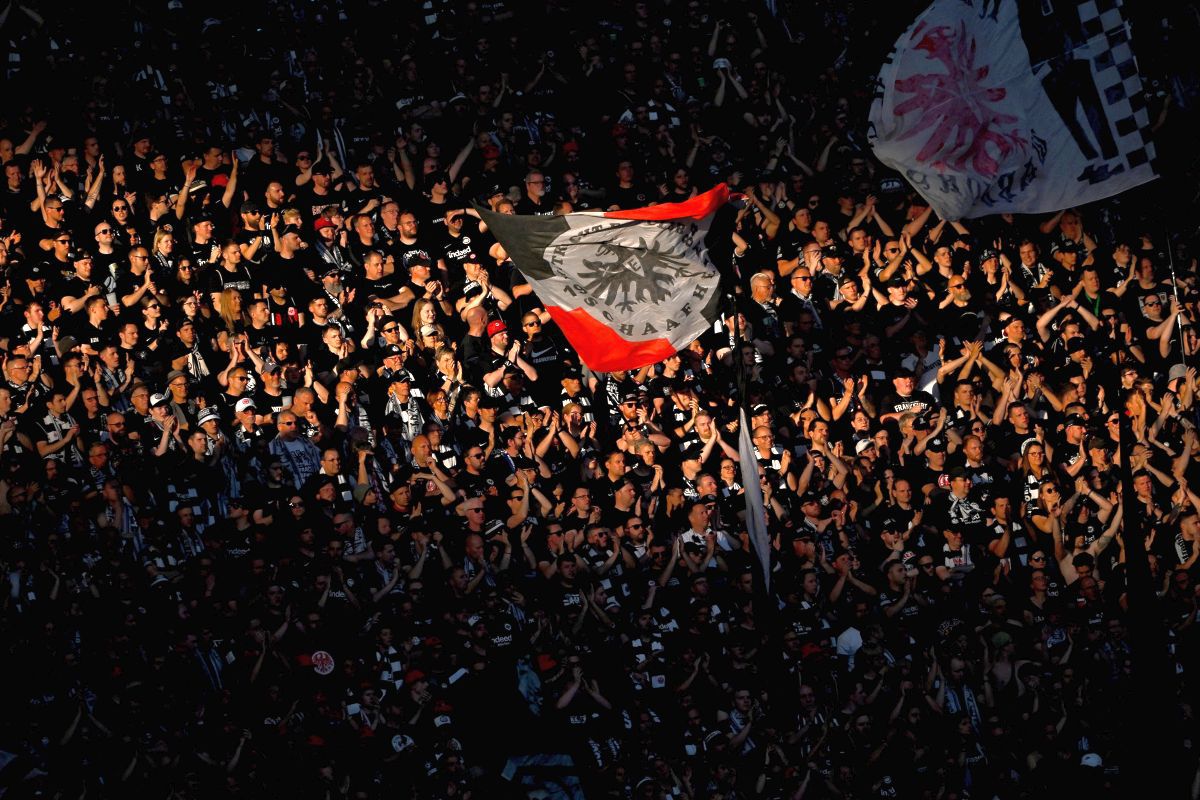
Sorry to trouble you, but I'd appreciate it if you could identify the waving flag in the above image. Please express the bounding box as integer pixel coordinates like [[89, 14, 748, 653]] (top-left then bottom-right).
[[737, 407, 772, 594], [869, 0, 1158, 220], [480, 186, 729, 372]]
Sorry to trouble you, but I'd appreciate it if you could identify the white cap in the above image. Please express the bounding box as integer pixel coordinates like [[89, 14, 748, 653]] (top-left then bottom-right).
[[149, 393, 169, 408], [235, 397, 256, 414], [197, 408, 220, 425], [1080, 753, 1103, 768], [855, 439, 875, 455]]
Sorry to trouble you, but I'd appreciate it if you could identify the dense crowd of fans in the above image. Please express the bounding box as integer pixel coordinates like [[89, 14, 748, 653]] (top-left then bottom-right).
[[0, 0, 1198, 798]]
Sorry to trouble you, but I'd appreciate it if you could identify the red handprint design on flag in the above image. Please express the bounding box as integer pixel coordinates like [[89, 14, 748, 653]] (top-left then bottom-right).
[[893, 20, 1028, 177]]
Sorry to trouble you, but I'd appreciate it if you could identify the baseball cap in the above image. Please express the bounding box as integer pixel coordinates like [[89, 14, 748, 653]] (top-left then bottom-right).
[[279, 224, 302, 238], [1064, 414, 1087, 428], [481, 145, 501, 160], [197, 407, 221, 425], [239, 201, 261, 215], [925, 436, 947, 453], [310, 160, 334, 176], [887, 275, 908, 288], [562, 141, 581, 154], [751, 403, 770, 416], [235, 397, 256, 414], [948, 465, 969, 479], [313, 217, 336, 232], [855, 439, 876, 454], [383, 344, 405, 358], [149, 393, 170, 408], [680, 443, 705, 461], [486, 320, 507, 337], [1080, 753, 1103, 768]]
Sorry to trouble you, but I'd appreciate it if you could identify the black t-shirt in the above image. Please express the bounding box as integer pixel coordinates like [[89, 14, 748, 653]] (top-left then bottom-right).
[[608, 183, 652, 210], [294, 185, 345, 222], [881, 390, 935, 417], [394, 239, 435, 270], [236, 227, 274, 266]]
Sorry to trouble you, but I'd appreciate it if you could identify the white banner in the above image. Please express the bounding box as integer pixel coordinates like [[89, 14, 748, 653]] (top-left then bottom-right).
[[869, 0, 1158, 220]]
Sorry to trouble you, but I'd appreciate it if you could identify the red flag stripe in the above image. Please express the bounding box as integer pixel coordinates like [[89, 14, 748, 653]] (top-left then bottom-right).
[[600, 184, 730, 222], [546, 306, 678, 372]]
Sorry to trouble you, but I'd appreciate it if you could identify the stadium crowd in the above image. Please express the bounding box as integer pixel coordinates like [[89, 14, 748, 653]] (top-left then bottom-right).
[[0, 0, 1197, 798]]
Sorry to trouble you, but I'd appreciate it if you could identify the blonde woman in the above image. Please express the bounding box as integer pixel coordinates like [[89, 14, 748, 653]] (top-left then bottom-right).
[[151, 227, 176, 273], [217, 288, 247, 335]]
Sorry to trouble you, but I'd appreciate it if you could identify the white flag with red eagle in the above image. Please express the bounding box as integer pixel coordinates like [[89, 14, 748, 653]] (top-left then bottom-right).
[[869, 0, 1158, 220], [479, 186, 729, 372]]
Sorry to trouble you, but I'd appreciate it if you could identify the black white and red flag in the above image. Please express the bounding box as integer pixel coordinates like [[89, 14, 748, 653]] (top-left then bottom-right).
[[479, 186, 729, 372]]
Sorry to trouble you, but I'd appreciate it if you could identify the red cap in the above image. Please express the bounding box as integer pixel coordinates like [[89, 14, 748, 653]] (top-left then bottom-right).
[[486, 320, 507, 337], [404, 669, 427, 684], [562, 141, 580, 154], [313, 217, 336, 232], [611, 124, 628, 137], [481, 145, 501, 160], [210, 174, 229, 188]]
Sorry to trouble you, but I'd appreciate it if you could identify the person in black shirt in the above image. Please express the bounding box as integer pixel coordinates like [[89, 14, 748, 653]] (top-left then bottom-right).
[[515, 170, 554, 215], [294, 161, 345, 223]]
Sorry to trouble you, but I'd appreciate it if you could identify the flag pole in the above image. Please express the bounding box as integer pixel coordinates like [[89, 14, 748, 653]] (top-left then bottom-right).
[[727, 291, 780, 675], [1163, 225, 1191, 373]]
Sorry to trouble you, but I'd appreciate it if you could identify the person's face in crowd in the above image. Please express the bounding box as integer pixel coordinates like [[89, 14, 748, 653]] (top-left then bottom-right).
[[787, 267, 816, 298], [393, 211, 420, 242], [283, 494, 307, 520], [964, 437, 983, 462], [933, 246, 953, 269], [355, 164, 375, 188], [277, 412, 299, 439], [892, 374, 915, 396], [1142, 293, 1164, 319], [3, 354, 33, 385], [81, 389, 100, 415], [45, 392, 70, 417], [353, 214, 375, 241], [847, 229, 868, 254], [525, 172, 545, 201], [187, 430, 208, 456], [952, 382, 975, 408]]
